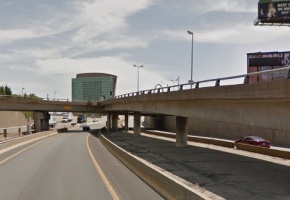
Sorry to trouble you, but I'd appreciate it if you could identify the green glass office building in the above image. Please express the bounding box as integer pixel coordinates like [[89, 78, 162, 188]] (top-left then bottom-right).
[[72, 73, 117, 101]]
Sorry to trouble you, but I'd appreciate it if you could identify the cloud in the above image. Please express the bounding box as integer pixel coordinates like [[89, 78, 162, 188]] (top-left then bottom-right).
[[161, 0, 256, 16], [160, 24, 290, 44], [70, 0, 153, 44], [34, 56, 166, 96], [0, 29, 37, 44]]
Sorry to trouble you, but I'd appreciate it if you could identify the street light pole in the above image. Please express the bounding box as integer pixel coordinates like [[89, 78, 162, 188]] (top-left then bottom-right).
[[22, 87, 25, 97], [133, 64, 143, 92], [187, 30, 194, 88], [176, 76, 180, 85], [54, 91, 57, 100], [170, 79, 176, 91]]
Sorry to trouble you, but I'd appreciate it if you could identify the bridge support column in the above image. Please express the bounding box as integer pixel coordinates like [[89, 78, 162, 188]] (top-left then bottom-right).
[[33, 111, 50, 133], [112, 113, 119, 131], [134, 112, 141, 136], [124, 113, 129, 132], [27, 125, 31, 134], [106, 113, 112, 132], [176, 116, 188, 147]]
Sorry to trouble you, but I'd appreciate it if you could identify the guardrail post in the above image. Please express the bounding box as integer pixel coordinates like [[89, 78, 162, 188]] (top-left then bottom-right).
[[18, 127, 21, 137], [195, 82, 199, 89], [243, 75, 250, 84], [215, 79, 220, 87], [3, 129, 7, 140]]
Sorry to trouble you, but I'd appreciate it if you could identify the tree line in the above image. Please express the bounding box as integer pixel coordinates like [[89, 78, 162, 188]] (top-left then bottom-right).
[[0, 84, 38, 98], [0, 85, 12, 95]]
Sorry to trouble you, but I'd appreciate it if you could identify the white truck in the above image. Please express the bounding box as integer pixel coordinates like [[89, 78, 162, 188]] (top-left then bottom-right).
[[62, 112, 73, 123], [49, 115, 57, 128]]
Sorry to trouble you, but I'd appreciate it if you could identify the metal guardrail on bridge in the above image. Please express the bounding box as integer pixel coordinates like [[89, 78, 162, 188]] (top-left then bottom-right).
[[110, 66, 290, 100], [0, 95, 95, 104]]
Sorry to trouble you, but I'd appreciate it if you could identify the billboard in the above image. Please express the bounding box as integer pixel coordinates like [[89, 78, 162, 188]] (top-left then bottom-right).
[[247, 51, 290, 83], [258, 0, 290, 23]]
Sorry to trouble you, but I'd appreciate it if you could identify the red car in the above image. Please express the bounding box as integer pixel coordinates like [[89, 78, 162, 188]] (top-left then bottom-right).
[[235, 136, 270, 148]]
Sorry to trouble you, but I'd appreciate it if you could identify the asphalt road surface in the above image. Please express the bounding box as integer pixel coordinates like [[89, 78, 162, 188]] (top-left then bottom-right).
[[107, 131, 290, 200], [0, 125, 163, 200]]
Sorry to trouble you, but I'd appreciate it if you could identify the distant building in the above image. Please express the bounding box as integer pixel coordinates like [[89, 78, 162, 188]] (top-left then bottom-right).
[[247, 51, 290, 83], [72, 73, 117, 101]]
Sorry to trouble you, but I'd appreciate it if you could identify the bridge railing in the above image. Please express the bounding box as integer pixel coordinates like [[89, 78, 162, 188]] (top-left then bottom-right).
[[0, 95, 94, 104], [110, 66, 290, 100], [0, 95, 70, 102]]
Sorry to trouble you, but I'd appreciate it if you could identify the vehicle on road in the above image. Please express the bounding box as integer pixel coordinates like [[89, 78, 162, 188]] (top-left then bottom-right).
[[235, 136, 270, 148], [77, 114, 87, 123], [92, 116, 97, 122], [62, 112, 73, 123], [49, 115, 57, 128]]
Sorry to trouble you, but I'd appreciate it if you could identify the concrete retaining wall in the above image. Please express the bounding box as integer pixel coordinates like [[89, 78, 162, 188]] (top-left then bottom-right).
[[100, 134, 208, 200], [0, 111, 31, 128]]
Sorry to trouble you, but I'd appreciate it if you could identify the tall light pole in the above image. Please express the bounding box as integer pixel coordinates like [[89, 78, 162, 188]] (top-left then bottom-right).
[[54, 91, 57, 100], [176, 76, 180, 85], [133, 64, 143, 92], [22, 87, 25, 97], [187, 30, 194, 88]]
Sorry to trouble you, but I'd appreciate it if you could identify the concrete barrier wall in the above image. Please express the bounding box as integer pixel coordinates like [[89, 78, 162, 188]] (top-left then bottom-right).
[[100, 134, 208, 200], [144, 130, 234, 148], [235, 143, 290, 159], [144, 130, 290, 160]]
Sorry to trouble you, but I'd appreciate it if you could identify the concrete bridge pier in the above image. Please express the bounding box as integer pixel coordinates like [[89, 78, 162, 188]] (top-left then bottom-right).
[[176, 116, 188, 147], [112, 113, 119, 131], [134, 112, 141, 136], [124, 113, 129, 132], [144, 115, 164, 130], [33, 111, 50, 133], [106, 113, 112, 131]]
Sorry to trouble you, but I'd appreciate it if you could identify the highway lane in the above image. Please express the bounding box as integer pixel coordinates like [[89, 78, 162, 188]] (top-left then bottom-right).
[[0, 126, 163, 200]]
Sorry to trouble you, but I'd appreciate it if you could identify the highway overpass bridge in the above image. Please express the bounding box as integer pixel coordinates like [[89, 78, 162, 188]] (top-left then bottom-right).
[[1, 68, 290, 146], [102, 69, 290, 147], [0, 96, 103, 132]]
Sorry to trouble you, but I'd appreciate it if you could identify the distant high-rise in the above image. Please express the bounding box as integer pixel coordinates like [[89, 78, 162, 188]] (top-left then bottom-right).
[[72, 73, 117, 101]]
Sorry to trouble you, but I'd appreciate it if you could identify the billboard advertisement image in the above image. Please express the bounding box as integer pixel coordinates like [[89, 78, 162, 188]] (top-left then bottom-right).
[[258, 0, 290, 22]]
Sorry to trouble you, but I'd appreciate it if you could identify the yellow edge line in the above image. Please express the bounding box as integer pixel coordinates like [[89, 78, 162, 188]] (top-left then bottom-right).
[[86, 134, 120, 200], [0, 139, 47, 165]]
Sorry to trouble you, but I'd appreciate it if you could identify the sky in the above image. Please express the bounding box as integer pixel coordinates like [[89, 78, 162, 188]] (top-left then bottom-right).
[[1, 0, 290, 99]]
